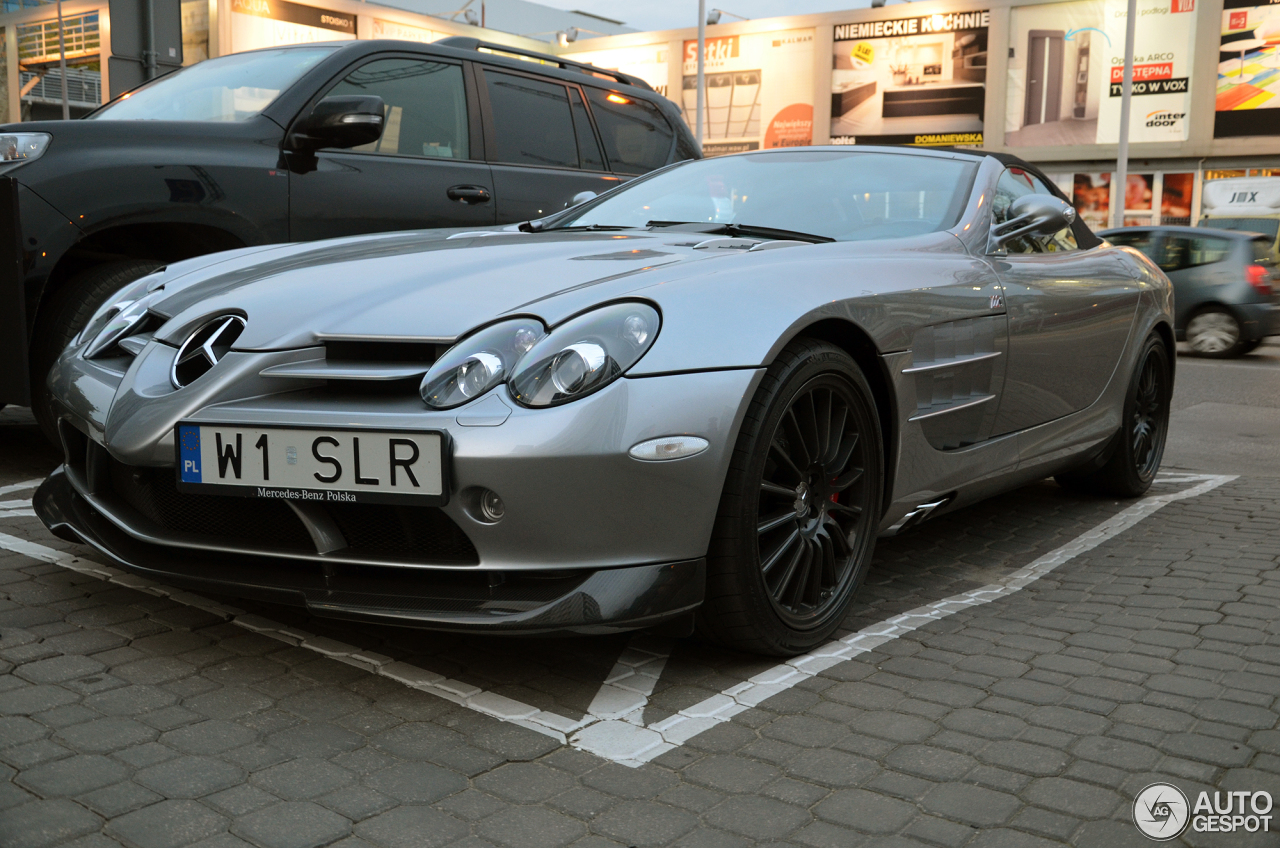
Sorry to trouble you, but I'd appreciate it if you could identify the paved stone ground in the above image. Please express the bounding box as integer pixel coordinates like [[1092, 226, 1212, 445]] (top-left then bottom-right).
[[1, 408, 1279, 847]]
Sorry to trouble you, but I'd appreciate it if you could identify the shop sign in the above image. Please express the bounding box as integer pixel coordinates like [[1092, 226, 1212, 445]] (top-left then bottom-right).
[[682, 28, 816, 156], [1215, 0, 1280, 138], [830, 11, 989, 147], [231, 0, 356, 53], [1004, 0, 1195, 148]]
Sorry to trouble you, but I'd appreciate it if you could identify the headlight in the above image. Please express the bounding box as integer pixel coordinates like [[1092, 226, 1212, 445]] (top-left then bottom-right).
[[1, 133, 51, 162], [77, 272, 167, 357], [420, 318, 545, 409], [510, 302, 660, 407]]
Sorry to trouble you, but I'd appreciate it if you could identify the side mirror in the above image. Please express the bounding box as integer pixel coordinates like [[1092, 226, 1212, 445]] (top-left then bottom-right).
[[988, 194, 1077, 253], [566, 190, 598, 209], [288, 95, 386, 152]]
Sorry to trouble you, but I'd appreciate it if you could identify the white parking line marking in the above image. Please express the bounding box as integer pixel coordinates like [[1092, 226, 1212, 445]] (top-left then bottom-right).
[[569, 473, 1237, 765], [0, 473, 1236, 767], [0, 480, 42, 496]]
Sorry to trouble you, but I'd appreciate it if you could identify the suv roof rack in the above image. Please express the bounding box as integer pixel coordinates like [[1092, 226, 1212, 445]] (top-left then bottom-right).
[[434, 36, 653, 91]]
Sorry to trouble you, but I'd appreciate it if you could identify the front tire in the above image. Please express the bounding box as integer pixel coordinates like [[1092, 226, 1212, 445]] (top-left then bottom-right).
[[30, 259, 163, 445], [1185, 306, 1243, 357], [698, 339, 883, 656], [1055, 331, 1171, 497]]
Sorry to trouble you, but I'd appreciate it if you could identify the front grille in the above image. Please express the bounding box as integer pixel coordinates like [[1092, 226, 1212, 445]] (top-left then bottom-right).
[[100, 454, 478, 565], [107, 459, 315, 551]]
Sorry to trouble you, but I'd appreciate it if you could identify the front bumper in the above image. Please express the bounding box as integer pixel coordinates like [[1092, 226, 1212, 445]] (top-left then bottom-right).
[[43, 340, 762, 633], [36, 466, 705, 634]]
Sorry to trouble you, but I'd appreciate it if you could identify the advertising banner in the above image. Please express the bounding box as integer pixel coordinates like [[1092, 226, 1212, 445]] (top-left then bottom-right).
[[230, 0, 355, 53], [1216, 0, 1280, 137], [682, 29, 816, 156], [830, 11, 988, 147], [560, 43, 670, 97], [1005, 0, 1195, 148], [370, 19, 446, 44]]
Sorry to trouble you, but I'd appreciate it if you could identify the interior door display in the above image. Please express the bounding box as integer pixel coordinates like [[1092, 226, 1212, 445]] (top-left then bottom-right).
[[1023, 30, 1064, 128], [1005, 0, 1195, 147]]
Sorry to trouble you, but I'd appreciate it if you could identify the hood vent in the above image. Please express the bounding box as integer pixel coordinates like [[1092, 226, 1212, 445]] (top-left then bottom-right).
[[258, 339, 444, 397]]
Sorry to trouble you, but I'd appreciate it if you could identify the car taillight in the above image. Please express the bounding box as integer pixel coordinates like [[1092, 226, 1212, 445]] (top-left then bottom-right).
[[1247, 264, 1273, 296]]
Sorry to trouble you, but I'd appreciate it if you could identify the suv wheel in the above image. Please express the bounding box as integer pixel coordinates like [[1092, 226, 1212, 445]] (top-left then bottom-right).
[[1185, 307, 1243, 358], [31, 259, 163, 445]]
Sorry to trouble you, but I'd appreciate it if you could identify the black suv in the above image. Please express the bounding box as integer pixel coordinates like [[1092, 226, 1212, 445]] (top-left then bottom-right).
[[0, 37, 698, 439]]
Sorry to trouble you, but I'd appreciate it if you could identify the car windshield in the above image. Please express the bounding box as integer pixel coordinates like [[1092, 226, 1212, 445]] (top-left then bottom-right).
[[555, 150, 977, 241], [90, 47, 336, 121], [1201, 217, 1280, 241]]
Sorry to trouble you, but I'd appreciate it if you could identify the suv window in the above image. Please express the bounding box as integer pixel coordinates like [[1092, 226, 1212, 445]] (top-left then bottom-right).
[[584, 87, 675, 174], [992, 168, 1078, 255], [485, 72, 580, 169], [329, 59, 470, 159], [569, 88, 606, 171], [1160, 236, 1233, 272]]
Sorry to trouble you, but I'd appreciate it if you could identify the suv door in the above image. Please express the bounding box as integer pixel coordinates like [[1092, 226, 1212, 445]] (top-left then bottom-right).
[[987, 167, 1139, 436], [289, 56, 495, 241], [476, 66, 623, 223]]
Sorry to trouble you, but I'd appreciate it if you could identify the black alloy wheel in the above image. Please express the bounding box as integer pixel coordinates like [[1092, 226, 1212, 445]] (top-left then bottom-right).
[[700, 338, 883, 656], [757, 375, 872, 628], [1055, 331, 1171, 497], [1130, 344, 1166, 482]]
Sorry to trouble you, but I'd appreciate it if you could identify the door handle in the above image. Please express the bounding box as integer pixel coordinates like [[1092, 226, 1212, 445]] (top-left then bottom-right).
[[447, 185, 491, 204]]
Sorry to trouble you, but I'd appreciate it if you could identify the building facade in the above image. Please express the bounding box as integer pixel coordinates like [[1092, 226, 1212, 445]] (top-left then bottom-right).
[[1, 0, 1276, 226], [561, 0, 1280, 227]]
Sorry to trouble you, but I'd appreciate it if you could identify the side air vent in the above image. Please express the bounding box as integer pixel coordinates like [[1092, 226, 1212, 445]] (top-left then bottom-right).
[[171, 315, 245, 388]]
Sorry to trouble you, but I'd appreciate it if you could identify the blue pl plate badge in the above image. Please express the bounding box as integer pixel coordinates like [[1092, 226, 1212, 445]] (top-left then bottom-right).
[[179, 425, 202, 483]]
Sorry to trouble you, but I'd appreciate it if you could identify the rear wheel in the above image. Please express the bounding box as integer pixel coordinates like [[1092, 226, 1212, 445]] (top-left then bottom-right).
[[1054, 332, 1171, 497], [1185, 307, 1243, 357], [30, 259, 163, 445], [698, 339, 883, 656]]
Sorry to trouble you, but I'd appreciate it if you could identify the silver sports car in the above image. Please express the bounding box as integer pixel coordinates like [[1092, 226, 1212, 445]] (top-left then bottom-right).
[[36, 147, 1173, 656]]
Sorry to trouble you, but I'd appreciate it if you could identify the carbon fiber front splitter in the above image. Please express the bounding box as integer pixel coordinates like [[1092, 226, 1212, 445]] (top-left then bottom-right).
[[34, 467, 705, 635]]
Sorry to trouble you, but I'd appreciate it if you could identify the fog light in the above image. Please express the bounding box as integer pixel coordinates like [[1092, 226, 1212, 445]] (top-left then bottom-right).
[[629, 435, 710, 461], [480, 489, 505, 522]]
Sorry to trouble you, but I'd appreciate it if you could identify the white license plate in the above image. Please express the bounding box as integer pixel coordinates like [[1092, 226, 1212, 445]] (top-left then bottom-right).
[[176, 424, 446, 505]]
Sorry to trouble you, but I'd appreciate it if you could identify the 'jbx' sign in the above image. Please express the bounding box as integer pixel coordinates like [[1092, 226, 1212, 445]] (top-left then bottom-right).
[[1231, 192, 1261, 203]]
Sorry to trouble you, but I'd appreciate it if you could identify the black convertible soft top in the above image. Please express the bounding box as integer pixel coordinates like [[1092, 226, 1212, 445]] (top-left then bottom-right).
[[927, 148, 1103, 250]]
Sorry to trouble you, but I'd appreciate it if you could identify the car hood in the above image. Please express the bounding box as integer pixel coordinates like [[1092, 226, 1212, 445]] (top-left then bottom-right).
[[149, 228, 829, 350]]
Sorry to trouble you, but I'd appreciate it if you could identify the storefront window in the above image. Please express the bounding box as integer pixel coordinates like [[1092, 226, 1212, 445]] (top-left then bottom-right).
[[0, 27, 7, 124], [0, 0, 55, 11], [182, 0, 209, 65], [1161, 173, 1194, 225], [16, 11, 101, 120], [1073, 172, 1110, 231]]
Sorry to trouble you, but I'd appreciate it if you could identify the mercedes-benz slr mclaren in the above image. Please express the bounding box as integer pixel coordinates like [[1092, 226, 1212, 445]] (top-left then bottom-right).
[[35, 147, 1174, 655]]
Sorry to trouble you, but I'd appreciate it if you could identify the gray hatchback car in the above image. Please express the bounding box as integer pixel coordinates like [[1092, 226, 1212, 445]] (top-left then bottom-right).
[[1100, 225, 1279, 357]]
